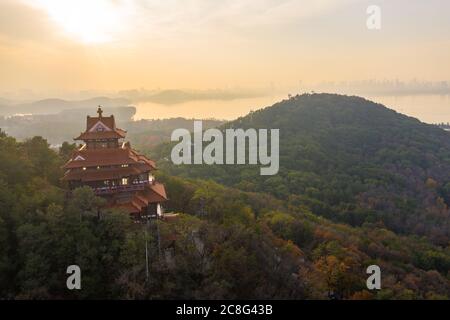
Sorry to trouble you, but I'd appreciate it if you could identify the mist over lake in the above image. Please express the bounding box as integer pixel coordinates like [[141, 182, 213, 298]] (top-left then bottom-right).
[[133, 94, 450, 124], [368, 94, 450, 124]]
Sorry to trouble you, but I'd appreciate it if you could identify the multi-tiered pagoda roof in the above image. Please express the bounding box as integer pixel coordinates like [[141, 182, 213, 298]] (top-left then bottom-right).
[[62, 106, 168, 219]]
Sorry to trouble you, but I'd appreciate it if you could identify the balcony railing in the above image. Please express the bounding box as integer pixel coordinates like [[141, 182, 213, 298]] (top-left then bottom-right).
[[94, 180, 152, 195]]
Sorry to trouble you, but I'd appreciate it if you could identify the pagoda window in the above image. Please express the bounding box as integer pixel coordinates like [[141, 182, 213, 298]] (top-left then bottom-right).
[[103, 180, 110, 186], [121, 164, 129, 168], [82, 167, 87, 171], [121, 177, 129, 185]]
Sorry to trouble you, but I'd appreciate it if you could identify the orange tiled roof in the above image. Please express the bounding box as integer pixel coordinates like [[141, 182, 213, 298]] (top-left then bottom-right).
[[147, 182, 168, 201], [107, 183, 168, 214], [87, 115, 116, 131], [133, 183, 168, 205], [75, 129, 126, 141], [74, 111, 127, 141], [63, 147, 156, 169], [129, 148, 156, 167]]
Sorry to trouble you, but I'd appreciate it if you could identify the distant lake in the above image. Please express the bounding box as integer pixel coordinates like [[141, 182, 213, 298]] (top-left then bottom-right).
[[133, 95, 287, 121], [134, 94, 450, 124], [368, 94, 450, 124]]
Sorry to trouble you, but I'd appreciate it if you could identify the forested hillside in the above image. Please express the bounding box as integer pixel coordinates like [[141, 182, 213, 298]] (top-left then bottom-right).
[[155, 94, 450, 246], [0, 132, 320, 299], [1, 93, 450, 299]]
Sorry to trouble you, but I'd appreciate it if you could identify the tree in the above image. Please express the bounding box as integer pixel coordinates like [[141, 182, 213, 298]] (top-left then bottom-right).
[[59, 142, 77, 162]]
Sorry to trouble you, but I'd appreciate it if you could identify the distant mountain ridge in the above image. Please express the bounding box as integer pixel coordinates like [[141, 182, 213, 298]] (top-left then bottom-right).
[[119, 88, 267, 105], [0, 96, 131, 116]]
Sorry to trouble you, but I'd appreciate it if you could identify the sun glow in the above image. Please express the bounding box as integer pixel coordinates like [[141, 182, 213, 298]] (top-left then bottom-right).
[[26, 0, 132, 44]]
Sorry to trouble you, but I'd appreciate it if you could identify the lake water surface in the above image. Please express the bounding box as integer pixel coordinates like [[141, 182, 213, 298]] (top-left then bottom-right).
[[134, 94, 450, 124]]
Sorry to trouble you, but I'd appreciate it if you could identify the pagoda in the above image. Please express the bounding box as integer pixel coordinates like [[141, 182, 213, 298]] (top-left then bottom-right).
[[62, 106, 168, 219]]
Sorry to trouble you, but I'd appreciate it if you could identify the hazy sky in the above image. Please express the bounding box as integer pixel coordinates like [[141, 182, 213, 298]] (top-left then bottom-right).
[[0, 0, 449, 98]]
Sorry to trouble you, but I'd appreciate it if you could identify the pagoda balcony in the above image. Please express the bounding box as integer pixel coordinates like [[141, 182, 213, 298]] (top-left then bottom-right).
[[93, 180, 154, 195]]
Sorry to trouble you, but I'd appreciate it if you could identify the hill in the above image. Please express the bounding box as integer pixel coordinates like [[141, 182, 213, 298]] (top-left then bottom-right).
[[1, 94, 450, 299], [155, 93, 450, 245], [0, 97, 131, 116]]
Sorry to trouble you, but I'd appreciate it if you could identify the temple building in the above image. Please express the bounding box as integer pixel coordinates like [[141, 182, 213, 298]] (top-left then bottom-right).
[[62, 106, 168, 219]]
